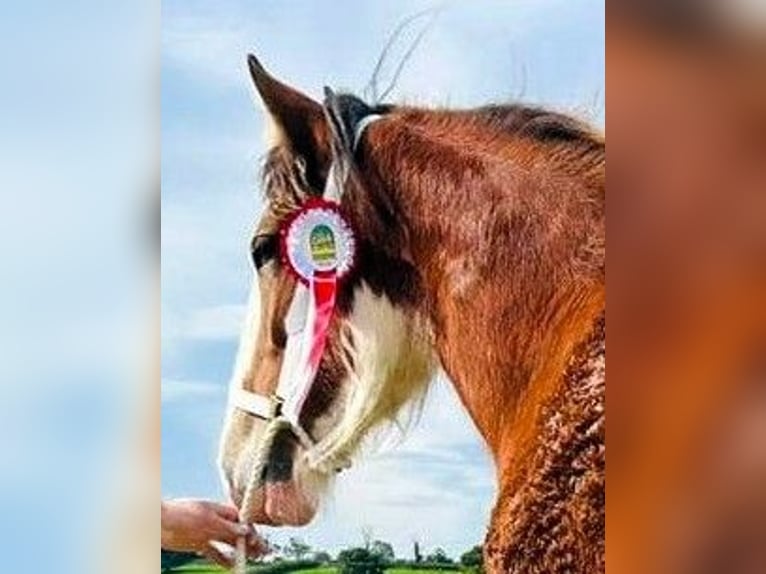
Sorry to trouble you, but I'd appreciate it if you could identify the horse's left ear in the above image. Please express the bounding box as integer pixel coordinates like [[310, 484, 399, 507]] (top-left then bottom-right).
[[322, 88, 374, 167]]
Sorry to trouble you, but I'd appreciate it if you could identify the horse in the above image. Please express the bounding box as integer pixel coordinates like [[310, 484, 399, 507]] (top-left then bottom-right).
[[218, 54, 605, 574]]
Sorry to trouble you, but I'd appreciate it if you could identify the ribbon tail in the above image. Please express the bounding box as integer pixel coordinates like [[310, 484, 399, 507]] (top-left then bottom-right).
[[284, 284, 310, 335], [281, 271, 337, 425]]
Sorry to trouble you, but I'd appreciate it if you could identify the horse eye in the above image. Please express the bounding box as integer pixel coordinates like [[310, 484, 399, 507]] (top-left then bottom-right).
[[251, 234, 278, 270]]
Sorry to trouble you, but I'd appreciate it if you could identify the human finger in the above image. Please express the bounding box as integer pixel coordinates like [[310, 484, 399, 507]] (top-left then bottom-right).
[[208, 502, 240, 522], [204, 515, 250, 547]]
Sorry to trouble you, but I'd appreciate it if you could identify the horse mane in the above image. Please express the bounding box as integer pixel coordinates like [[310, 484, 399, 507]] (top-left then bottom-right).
[[475, 104, 602, 145], [385, 102, 605, 186], [259, 101, 603, 218], [474, 104, 605, 183]]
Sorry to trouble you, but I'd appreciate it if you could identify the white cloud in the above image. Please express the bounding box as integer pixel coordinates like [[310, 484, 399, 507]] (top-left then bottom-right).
[[162, 16, 252, 88], [162, 378, 221, 403], [160, 0, 591, 106], [161, 303, 247, 369], [181, 304, 246, 340]]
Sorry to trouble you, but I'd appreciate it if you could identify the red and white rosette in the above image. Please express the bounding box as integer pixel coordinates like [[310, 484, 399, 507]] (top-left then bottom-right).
[[276, 199, 356, 425], [280, 198, 355, 284]]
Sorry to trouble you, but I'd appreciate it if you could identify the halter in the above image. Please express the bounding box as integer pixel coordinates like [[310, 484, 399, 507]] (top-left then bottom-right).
[[229, 112, 383, 466]]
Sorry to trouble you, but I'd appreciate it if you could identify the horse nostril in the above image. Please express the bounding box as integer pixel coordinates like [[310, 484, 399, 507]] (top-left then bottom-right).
[[263, 459, 293, 482], [263, 428, 296, 483]]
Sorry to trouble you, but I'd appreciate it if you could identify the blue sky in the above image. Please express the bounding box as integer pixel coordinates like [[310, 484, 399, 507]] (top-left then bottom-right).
[[161, 0, 604, 559]]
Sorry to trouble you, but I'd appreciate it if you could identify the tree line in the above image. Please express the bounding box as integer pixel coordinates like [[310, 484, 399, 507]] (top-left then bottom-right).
[[162, 536, 483, 573]]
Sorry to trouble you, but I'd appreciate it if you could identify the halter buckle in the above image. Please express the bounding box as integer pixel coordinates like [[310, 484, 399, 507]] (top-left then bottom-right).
[[269, 394, 284, 419]]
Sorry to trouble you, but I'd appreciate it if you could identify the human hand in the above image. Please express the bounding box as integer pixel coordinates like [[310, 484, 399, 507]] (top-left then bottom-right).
[[161, 499, 267, 568]]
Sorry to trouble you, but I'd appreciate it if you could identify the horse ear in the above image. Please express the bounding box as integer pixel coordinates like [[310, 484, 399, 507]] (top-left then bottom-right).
[[247, 54, 329, 179]]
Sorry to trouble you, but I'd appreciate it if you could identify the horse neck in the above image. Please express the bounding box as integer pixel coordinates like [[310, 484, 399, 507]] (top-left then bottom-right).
[[360, 116, 605, 477], [448, 285, 605, 480]]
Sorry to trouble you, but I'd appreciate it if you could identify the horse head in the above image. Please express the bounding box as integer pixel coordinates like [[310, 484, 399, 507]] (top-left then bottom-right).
[[218, 55, 435, 526]]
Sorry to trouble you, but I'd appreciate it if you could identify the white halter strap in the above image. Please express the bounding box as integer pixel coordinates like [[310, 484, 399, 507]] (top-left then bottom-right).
[[353, 113, 383, 151], [230, 388, 278, 419], [229, 112, 383, 458]]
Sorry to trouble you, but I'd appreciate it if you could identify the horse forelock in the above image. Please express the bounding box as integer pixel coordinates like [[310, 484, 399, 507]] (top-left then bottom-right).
[[258, 147, 314, 227]]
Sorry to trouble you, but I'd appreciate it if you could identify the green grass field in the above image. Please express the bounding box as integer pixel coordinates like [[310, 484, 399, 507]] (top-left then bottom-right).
[[168, 563, 226, 573], [167, 564, 335, 574], [168, 565, 454, 574]]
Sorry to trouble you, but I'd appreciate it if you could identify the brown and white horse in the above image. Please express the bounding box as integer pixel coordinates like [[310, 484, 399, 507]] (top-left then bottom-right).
[[218, 55, 605, 573]]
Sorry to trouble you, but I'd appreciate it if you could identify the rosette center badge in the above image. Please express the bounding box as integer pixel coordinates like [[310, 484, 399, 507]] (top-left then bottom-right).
[[282, 201, 355, 283]]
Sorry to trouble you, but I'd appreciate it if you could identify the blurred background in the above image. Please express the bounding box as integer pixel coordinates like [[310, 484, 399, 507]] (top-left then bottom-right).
[[608, 2, 766, 573], [0, 1, 157, 573]]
